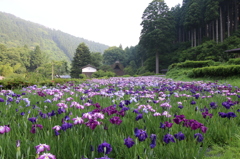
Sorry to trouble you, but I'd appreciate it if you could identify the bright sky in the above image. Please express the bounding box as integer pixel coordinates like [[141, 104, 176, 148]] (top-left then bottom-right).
[[0, 0, 182, 48]]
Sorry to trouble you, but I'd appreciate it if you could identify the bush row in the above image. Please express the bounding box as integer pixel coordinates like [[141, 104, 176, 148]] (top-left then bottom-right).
[[188, 65, 240, 78], [0, 78, 85, 89], [227, 58, 240, 65], [168, 60, 214, 70]]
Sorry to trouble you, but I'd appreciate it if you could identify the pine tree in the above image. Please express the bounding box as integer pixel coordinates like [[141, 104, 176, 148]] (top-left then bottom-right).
[[70, 43, 91, 78], [139, 0, 175, 74]]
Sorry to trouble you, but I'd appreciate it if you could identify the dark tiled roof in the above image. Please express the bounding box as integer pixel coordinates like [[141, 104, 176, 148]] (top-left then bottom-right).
[[225, 48, 240, 53]]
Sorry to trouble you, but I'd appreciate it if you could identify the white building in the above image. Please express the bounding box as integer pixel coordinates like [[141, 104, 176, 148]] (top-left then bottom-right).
[[81, 64, 97, 78]]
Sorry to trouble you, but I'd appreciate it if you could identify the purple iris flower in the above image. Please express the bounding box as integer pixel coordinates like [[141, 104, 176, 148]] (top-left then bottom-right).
[[210, 102, 218, 109], [165, 121, 173, 128], [0, 98, 4, 102], [28, 117, 37, 123], [125, 100, 131, 105], [202, 111, 213, 118], [173, 115, 185, 124], [20, 112, 25, 116], [48, 110, 56, 117], [58, 108, 66, 114], [136, 113, 143, 121], [124, 137, 135, 148], [30, 124, 43, 133], [191, 100, 196, 105], [174, 132, 185, 141], [194, 133, 204, 142], [122, 106, 130, 111], [61, 122, 73, 131], [109, 116, 122, 125], [54, 130, 60, 136], [97, 141, 112, 154], [94, 103, 101, 108], [134, 128, 148, 141], [85, 119, 100, 130], [178, 105, 184, 109], [219, 112, 237, 119], [133, 109, 140, 114], [150, 134, 157, 148], [41, 113, 47, 119], [163, 134, 175, 144], [7, 97, 13, 102], [65, 115, 70, 121], [160, 122, 165, 129]]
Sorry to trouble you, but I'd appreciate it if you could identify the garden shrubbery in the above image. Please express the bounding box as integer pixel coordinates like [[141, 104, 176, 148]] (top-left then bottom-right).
[[188, 65, 240, 78], [227, 58, 240, 65], [92, 70, 116, 78], [168, 60, 214, 70]]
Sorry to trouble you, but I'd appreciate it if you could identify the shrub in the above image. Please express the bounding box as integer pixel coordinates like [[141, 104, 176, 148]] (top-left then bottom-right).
[[79, 74, 87, 79], [92, 70, 116, 78], [188, 65, 240, 78], [227, 58, 240, 65], [141, 71, 155, 76]]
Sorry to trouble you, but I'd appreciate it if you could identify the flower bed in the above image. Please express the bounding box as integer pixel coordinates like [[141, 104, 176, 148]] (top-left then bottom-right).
[[0, 76, 239, 159]]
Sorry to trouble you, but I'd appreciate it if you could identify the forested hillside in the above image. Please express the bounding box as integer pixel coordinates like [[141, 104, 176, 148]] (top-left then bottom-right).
[[134, 0, 240, 74], [0, 11, 109, 62]]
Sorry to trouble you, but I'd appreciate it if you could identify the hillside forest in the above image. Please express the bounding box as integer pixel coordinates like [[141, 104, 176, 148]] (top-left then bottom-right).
[[1, 0, 240, 79]]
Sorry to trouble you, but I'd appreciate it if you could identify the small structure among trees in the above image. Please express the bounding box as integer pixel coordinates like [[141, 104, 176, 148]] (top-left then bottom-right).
[[111, 61, 124, 76], [225, 48, 240, 58], [81, 64, 97, 78], [70, 43, 91, 78]]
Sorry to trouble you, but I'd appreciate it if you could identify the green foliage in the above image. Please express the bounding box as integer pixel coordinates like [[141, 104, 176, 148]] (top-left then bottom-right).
[[141, 71, 155, 76], [136, 66, 148, 75], [121, 74, 131, 77], [92, 70, 116, 78], [39, 78, 84, 86], [79, 74, 87, 79], [169, 60, 214, 70], [227, 58, 240, 65], [70, 43, 91, 78], [188, 65, 240, 78], [98, 65, 114, 72], [29, 46, 44, 71], [103, 46, 125, 65], [123, 61, 137, 76], [90, 52, 103, 68]]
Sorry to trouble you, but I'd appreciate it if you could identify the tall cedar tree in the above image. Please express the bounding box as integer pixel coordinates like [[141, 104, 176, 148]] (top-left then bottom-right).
[[70, 43, 91, 78], [29, 46, 43, 71], [139, 0, 175, 74]]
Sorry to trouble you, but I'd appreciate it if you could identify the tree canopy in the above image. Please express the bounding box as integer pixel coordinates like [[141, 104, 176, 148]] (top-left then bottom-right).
[[70, 43, 91, 78]]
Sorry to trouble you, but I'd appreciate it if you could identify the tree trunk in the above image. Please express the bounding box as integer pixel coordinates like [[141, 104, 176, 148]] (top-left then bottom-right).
[[216, 18, 219, 44], [194, 28, 196, 47], [155, 52, 159, 74], [198, 27, 202, 45], [228, 6, 230, 37], [212, 21, 215, 41], [179, 27, 181, 43], [191, 30, 193, 47], [220, 6, 223, 42], [206, 24, 209, 38], [234, 0, 238, 31], [229, 1, 233, 35]]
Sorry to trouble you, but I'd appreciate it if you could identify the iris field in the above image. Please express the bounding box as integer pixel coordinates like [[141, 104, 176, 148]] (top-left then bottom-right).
[[0, 76, 240, 159]]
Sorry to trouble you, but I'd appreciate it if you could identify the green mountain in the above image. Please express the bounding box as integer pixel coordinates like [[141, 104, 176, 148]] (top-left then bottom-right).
[[0, 11, 109, 63]]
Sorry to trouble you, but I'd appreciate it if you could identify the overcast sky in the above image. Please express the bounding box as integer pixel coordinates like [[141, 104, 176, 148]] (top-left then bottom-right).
[[0, 0, 182, 48]]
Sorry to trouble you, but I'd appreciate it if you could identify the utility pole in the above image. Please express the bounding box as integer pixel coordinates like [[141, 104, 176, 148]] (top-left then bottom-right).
[[52, 61, 54, 80]]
